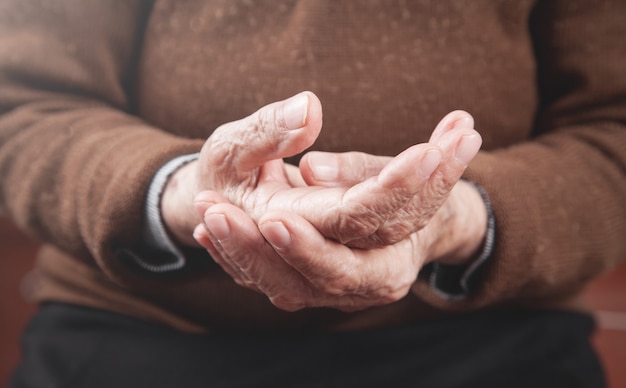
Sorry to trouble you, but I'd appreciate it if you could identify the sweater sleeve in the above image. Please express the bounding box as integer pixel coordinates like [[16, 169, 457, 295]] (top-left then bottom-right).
[[0, 0, 204, 285], [413, 0, 626, 310]]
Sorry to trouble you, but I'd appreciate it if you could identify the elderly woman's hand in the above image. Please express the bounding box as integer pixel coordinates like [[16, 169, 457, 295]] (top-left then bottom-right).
[[192, 175, 487, 311], [161, 92, 481, 250], [160, 91, 323, 246], [296, 109, 481, 249], [193, 199, 425, 311]]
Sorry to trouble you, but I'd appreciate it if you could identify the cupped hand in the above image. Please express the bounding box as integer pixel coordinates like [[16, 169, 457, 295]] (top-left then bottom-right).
[[192, 201, 429, 312], [297, 110, 481, 248], [162, 91, 481, 249]]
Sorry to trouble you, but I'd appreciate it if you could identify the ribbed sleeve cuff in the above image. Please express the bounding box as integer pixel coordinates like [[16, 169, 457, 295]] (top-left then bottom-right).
[[429, 181, 496, 300], [131, 153, 200, 272]]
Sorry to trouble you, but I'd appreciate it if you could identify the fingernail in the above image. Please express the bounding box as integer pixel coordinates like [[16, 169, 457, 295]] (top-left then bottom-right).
[[192, 224, 206, 242], [262, 221, 291, 250], [418, 149, 442, 179], [283, 93, 309, 130], [454, 134, 482, 166], [308, 152, 339, 182], [204, 213, 230, 242], [452, 115, 474, 130]]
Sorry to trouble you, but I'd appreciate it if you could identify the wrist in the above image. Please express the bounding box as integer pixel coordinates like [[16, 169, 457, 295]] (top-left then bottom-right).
[[161, 159, 201, 247], [424, 180, 488, 265]]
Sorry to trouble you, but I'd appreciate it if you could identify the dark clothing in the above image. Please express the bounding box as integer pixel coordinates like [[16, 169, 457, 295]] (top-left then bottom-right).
[[10, 303, 605, 388]]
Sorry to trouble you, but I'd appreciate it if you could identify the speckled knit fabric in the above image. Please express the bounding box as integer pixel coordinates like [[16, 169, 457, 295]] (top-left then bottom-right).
[[1, 0, 625, 331]]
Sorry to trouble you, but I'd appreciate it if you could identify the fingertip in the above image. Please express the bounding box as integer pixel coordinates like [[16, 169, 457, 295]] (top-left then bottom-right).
[[429, 110, 475, 142], [282, 91, 322, 130], [295, 91, 323, 151], [449, 110, 474, 130], [301, 90, 323, 126], [454, 132, 483, 167], [192, 223, 212, 248], [192, 223, 204, 236], [283, 92, 310, 130]]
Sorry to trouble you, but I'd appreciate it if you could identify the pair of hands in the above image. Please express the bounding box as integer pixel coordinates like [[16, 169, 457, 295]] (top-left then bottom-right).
[[161, 92, 487, 312]]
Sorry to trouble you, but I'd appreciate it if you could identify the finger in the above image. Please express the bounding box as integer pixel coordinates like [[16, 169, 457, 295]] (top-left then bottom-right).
[[258, 211, 419, 308], [404, 128, 482, 222], [208, 204, 394, 312], [431, 127, 482, 182], [428, 110, 474, 143], [265, 143, 443, 245], [192, 223, 260, 292], [422, 116, 483, 216], [341, 127, 481, 248], [201, 91, 323, 180], [333, 144, 443, 243], [194, 213, 261, 292], [272, 112, 480, 250], [300, 110, 474, 189], [410, 127, 482, 219], [202, 203, 317, 312], [299, 151, 392, 188], [193, 192, 259, 290]]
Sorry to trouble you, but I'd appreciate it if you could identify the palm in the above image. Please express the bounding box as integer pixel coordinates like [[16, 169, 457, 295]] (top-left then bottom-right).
[[196, 92, 479, 248]]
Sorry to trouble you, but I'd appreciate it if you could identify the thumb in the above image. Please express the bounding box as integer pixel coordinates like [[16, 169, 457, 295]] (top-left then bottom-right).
[[203, 91, 323, 174]]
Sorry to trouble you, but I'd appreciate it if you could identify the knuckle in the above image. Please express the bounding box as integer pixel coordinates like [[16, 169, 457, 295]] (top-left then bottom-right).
[[374, 218, 420, 246], [376, 225, 410, 245], [254, 109, 273, 133], [249, 111, 279, 148], [347, 151, 385, 179], [341, 210, 423, 249], [416, 186, 447, 221], [428, 171, 453, 199], [256, 104, 287, 135], [203, 135, 233, 168], [333, 209, 379, 243], [345, 152, 369, 180]]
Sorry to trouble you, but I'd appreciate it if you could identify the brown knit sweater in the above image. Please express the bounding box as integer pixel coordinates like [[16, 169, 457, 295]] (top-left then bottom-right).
[[1, 0, 625, 332]]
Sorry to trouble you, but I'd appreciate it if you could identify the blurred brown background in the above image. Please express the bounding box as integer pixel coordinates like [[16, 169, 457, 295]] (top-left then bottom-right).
[[1, 216, 625, 387]]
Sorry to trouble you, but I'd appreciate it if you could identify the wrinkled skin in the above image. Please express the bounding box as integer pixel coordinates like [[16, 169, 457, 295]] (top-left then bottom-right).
[[161, 91, 486, 311]]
